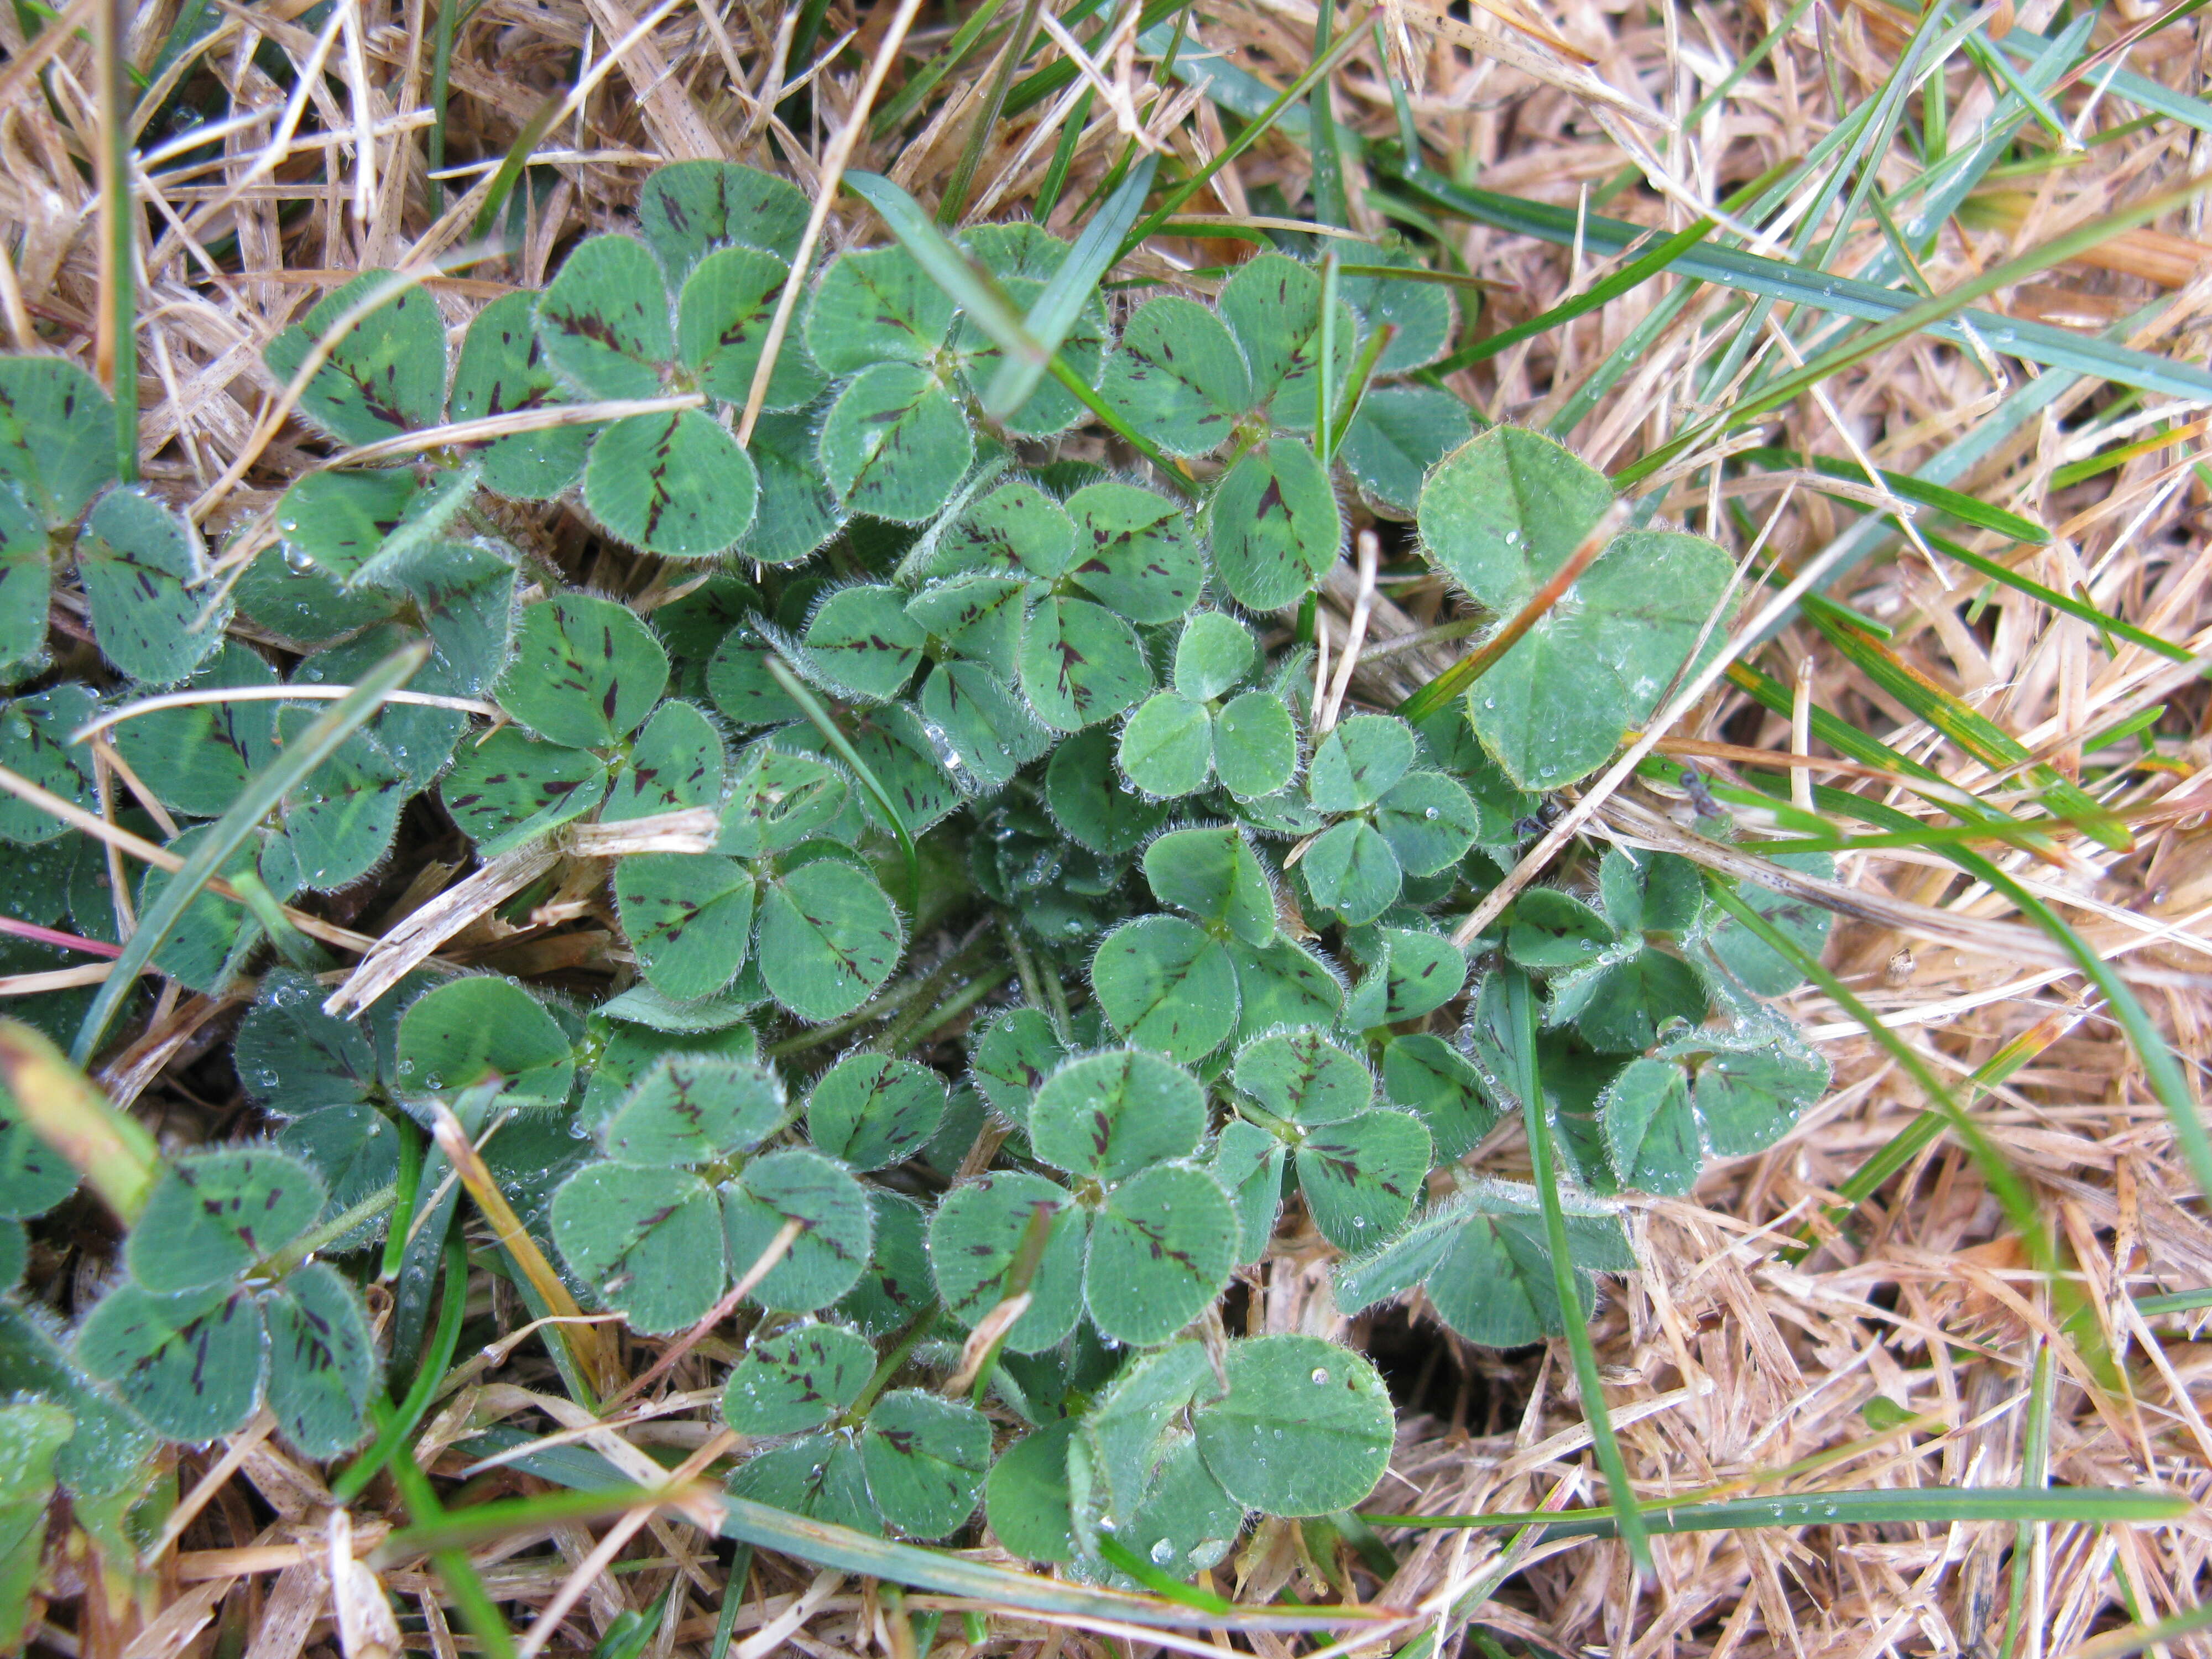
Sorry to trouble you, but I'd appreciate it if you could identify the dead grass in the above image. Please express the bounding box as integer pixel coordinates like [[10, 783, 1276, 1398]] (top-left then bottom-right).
[[7, 0, 2212, 1652]]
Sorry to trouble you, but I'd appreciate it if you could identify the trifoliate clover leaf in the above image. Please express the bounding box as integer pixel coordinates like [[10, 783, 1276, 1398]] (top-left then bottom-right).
[[537, 234, 675, 400], [0, 357, 116, 525], [604, 698, 726, 822], [275, 1106, 400, 1253], [1118, 692, 1212, 799], [584, 410, 759, 559], [275, 708, 405, 891], [271, 469, 422, 587], [1234, 1029, 1371, 1125], [1506, 887, 1614, 972], [721, 1321, 874, 1436], [987, 1416, 1078, 1563], [1296, 1108, 1430, 1249], [1212, 691, 1300, 801], [952, 274, 1108, 439], [1209, 1117, 1286, 1264], [1300, 820, 1400, 926], [392, 976, 575, 1107], [738, 410, 847, 566], [79, 488, 222, 686], [1381, 1034, 1499, 1162], [1206, 440, 1341, 613], [1361, 922, 1469, 1021], [1045, 728, 1169, 857], [260, 1261, 379, 1458], [498, 594, 668, 750], [706, 639, 806, 729], [729, 1434, 877, 1532], [801, 584, 926, 701], [1085, 1161, 1238, 1348], [1224, 935, 1344, 1040], [1699, 855, 1836, 996], [1308, 715, 1415, 813], [1142, 825, 1275, 948], [638, 160, 810, 279], [1598, 1016, 1829, 1192], [1215, 252, 1356, 430], [125, 1147, 325, 1295], [1339, 247, 1458, 373], [1334, 1181, 1635, 1347], [1598, 846, 1705, 938], [818, 363, 974, 524], [915, 660, 1050, 791], [938, 479, 1076, 580], [448, 291, 592, 500], [1190, 1334, 1392, 1518], [720, 1147, 873, 1311], [601, 1056, 786, 1166], [294, 622, 467, 794], [379, 538, 518, 697], [553, 1163, 725, 1333], [1089, 916, 1238, 1062], [439, 727, 610, 853], [717, 744, 847, 857], [906, 575, 1029, 679], [107, 640, 275, 819], [1547, 933, 1707, 1055], [968, 1007, 1070, 1132], [1173, 613, 1257, 703], [1339, 384, 1476, 518], [806, 1053, 946, 1172], [263, 271, 448, 448], [74, 1281, 264, 1443], [580, 1021, 760, 1126], [1371, 771, 1481, 876], [837, 1190, 932, 1337], [926, 1171, 1086, 1354], [615, 853, 755, 1001], [1098, 296, 1248, 457], [860, 1389, 992, 1540]]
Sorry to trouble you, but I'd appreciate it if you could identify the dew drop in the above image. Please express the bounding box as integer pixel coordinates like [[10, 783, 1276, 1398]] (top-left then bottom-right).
[[1311, 1366, 1329, 1384], [1150, 1538, 1176, 1566], [1422, 806, 1439, 821], [282, 544, 316, 573]]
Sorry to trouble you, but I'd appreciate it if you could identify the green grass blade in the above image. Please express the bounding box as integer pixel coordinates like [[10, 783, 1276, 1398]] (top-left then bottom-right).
[[1001, 0, 1185, 117], [1371, 1484, 2189, 1537], [936, 0, 1046, 227], [844, 171, 1040, 363], [70, 638, 429, 1064], [1307, 0, 1348, 228], [1730, 446, 2049, 542], [2134, 1288, 2212, 1317], [1923, 532, 2192, 663], [335, 1229, 471, 1504], [100, 0, 137, 484], [1503, 966, 1651, 1575], [870, 0, 1017, 135]]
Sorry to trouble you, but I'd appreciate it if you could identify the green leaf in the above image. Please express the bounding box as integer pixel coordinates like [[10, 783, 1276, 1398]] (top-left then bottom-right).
[[0, 1302, 156, 1502], [1339, 384, 1474, 517], [1597, 847, 1704, 937], [638, 160, 810, 279], [986, 1417, 1077, 1563], [1371, 771, 1480, 876], [802, 585, 926, 701], [554, 1161, 726, 1333], [729, 1435, 878, 1533], [0, 1398, 64, 1645], [1086, 1161, 1238, 1348], [678, 246, 822, 411], [601, 1055, 787, 1166], [935, 479, 1076, 581], [837, 1190, 933, 1337], [969, 1007, 1068, 1132], [74, 1281, 264, 1442], [604, 698, 726, 822], [738, 410, 847, 566], [449, 291, 592, 500], [860, 1390, 992, 1540], [1548, 940, 1706, 1054], [498, 594, 669, 749], [270, 468, 421, 588], [1417, 425, 1612, 602], [1118, 692, 1213, 799], [721, 1147, 873, 1311], [0, 1104, 79, 1220], [1301, 820, 1401, 926], [585, 410, 759, 559], [260, 1260, 378, 1458], [1143, 825, 1274, 947], [807, 1054, 946, 1171], [276, 709, 405, 890], [915, 660, 1049, 791], [717, 744, 848, 857], [380, 538, 518, 695], [804, 246, 956, 374], [1702, 855, 1837, 995], [439, 726, 609, 853], [1334, 1183, 1635, 1347], [1340, 251, 1458, 374], [1308, 716, 1415, 813], [818, 363, 974, 524], [1212, 692, 1299, 801], [1018, 594, 1150, 733], [1173, 613, 1256, 702], [581, 1021, 760, 1126], [275, 1106, 399, 1251], [536, 234, 675, 400], [1234, 1029, 1371, 1125], [393, 976, 576, 1107], [926, 1170, 1086, 1353], [1062, 481, 1204, 624], [79, 488, 223, 685], [1216, 253, 1356, 429], [1031, 1047, 1207, 1180], [0, 358, 115, 524], [614, 854, 755, 1001], [126, 1146, 324, 1293], [0, 490, 48, 675], [1209, 1117, 1286, 1264], [1206, 440, 1342, 613], [1191, 1334, 1392, 1516], [755, 857, 904, 1023], [906, 575, 1030, 680], [722, 1321, 874, 1435], [106, 641, 274, 818], [1297, 1108, 1430, 1249], [707, 640, 805, 729], [1045, 728, 1168, 857], [1382, 1034, 1498, 1162], [1368, 924, 1468, 1021], [1224, 936, 1343, 1039], [1098, 296, 1249, 456], [1089, 917, 1239, 1063], [296, 622, 468, 793], [263, 272, 448, 448], [132, 825, 298, 994]]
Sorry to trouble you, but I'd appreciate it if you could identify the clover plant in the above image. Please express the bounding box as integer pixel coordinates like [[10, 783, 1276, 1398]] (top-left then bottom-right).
[[0, 157, 1836, 1592]]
